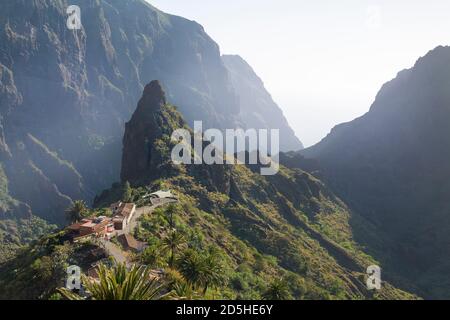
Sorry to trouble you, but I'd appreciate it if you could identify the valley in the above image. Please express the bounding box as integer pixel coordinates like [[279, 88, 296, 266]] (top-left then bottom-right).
[[0, 0, 449, 301]]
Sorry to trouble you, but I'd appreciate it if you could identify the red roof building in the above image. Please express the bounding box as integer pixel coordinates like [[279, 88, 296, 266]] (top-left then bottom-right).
[[67, 217, 114, 240]]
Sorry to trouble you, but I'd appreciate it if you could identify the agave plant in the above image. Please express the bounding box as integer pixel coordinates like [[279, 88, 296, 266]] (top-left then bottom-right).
[[262, 278, 293, 300], [162, 267, 201, 300], [170, 282, 202, 300], [59, 263, 168, 300]]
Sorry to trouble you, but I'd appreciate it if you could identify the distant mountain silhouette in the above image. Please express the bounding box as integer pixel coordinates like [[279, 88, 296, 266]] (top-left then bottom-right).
[[302, 46, 450, 298]]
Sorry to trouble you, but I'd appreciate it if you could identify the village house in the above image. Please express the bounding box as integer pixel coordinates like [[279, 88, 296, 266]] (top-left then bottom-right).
[[110, 202, 136, 230], [67, 216, 115, 241]]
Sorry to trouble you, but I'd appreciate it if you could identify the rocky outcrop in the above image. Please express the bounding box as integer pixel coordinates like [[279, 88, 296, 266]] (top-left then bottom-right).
[[120, 80, 235, 194], [121, 81, 173, 185]]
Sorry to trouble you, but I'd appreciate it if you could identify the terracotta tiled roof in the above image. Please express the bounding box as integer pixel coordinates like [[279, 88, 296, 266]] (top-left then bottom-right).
[[118, 234, 145, 251], [67, 222, 83, 231], [112, 202, 135, 218], [124, 203, 136, 217], [68, 217, 111, 235]]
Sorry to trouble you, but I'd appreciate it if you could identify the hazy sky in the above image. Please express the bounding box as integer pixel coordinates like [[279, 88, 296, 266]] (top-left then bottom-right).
[[148, 0, 450, 147]]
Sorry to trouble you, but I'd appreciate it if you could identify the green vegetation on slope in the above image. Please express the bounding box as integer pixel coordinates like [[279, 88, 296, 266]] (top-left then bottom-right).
[[0, 216, 56, 264], [301, 46, 450, 299], [0, 231, 109, 299], [96, 100, 417, 300]]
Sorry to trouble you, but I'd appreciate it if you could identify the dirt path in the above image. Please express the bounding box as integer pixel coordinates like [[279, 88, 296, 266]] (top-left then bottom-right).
[[99, 239, 128, 265]]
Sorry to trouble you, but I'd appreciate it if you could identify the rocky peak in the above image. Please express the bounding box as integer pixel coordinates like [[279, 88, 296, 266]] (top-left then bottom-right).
[[120, 80, 182, 186], [120, 80, 234, 193], [132, 80, 167, 120]]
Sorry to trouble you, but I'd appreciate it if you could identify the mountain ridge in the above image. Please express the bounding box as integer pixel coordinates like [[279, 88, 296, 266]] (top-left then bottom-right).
[[301, 45, 450, 299]]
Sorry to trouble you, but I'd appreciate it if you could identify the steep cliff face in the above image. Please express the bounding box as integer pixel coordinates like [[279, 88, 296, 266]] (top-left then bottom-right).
[[222, 55, 303, 151], [121, 80, 183, 185], [121, 81, 166, 185], [120, 80, 233, 193], [302, 46, 450, 298], [0, 0, 301, 223]]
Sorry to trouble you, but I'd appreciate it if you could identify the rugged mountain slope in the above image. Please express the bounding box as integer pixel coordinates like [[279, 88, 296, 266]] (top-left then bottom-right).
[[0, 81, 416, 300], [222, 55, 303, 151], [0, 216, 56, 264], [0, 0, 301, 224], [302, 46, 450, 299], [93, 80, 415, 300]]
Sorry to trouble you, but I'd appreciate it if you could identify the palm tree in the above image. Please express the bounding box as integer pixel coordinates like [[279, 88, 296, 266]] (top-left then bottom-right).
[[177, 249, 204, 289], [262, 278, 292, 300], [162, 230, 185, 267], [65, 200, 89, 223], [177, 249, 225, 294], [58, 263, 168, 300], [141, 245, 165, 268], [164, 204, 178, 229], [202, 250, 226, 294]]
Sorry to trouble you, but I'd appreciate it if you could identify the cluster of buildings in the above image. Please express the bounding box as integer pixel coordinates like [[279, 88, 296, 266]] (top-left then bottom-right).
[[65, 191, 178, 284], [67, 202, 136, 241], [66, 190, 176, 250]]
